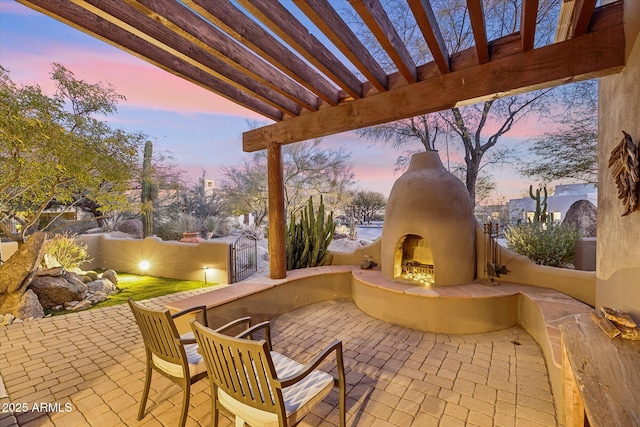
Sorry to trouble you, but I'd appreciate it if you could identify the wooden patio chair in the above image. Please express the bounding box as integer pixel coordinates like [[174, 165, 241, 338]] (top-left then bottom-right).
[[191, 317, 346, 427], [128, 298, 210, 427]]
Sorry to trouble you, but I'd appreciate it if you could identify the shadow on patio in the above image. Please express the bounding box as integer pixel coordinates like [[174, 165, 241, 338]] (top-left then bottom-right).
[[0, 290, 557, 427]]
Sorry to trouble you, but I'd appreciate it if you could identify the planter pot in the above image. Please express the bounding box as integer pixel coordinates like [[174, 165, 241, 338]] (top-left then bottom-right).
[[180, 232, 203, 243]]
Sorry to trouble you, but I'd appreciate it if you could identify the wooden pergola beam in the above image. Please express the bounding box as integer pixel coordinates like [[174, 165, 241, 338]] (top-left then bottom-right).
[[349, 0, 418, 84], [238, 0, 363, 100], [243, 22, 625, 151], [467, 0, 490, 64], [555, 0, 598, 42], [571, 0, 598, 38], [407, 0, 451, 74], [293, 0, 388, 93], [185, 0, 339, 106], [124, 0, 317, 113], [70, 0, 300, 117], [18, 0, 283, 121], [521, 0, 540, 51]]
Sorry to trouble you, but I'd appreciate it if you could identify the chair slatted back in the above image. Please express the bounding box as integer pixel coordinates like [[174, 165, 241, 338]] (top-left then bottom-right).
[[129, 300, 186, 366], [191, 320, 283, 416]]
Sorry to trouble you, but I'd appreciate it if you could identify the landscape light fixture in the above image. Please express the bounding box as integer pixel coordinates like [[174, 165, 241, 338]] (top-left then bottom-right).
[[139, 260, 150, 272], [202, 267, 211, 284]]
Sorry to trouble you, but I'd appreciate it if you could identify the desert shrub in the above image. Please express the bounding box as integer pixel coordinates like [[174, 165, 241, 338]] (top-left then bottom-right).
[[215, 219, 234, 237], [176, 214, 202, 233], [203, 215, 233, 237], [43, 233, 92, 269], [505, 222, 580, 267], [155, 220, 183, 241]]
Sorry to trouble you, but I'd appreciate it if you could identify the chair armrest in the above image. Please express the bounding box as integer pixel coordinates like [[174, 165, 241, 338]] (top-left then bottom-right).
[[278, 340, 344, 388], [172, 305, 208, 327], [179, 337, 197, 345], [235, 321, 272, 350], [215, 317, 252, 334]]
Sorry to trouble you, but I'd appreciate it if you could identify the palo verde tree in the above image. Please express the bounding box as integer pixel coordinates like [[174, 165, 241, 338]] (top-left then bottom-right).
[[351, 0, 561, 206], [221, 139, 355, 228], [0, 64, 141, 243], [519, 80, 598, 184], [350, 190, 387, 224]]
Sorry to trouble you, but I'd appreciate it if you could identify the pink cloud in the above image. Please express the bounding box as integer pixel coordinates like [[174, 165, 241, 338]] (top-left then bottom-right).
[[2, 39, 265, 119], [0, 1, 38, 15]]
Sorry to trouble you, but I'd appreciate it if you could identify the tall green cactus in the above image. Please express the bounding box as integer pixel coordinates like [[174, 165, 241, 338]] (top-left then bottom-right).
[[286, 195, 335, 270], [141, 140, 154, 237], [529, 184, 549, 223]]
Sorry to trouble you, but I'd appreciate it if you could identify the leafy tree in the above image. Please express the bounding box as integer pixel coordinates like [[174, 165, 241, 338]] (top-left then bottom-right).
[[0, 64, 141, 243], [350, 0, 560, 206], [519, 80, 598, 184], [221, 156, 269, 228], [221, 139, 355, 227], [350, 191, 387, 224], [180, 179, 227, 221]]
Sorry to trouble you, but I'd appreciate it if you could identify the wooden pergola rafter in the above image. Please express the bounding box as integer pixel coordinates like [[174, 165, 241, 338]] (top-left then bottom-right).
[[17, 0, 626, 278]]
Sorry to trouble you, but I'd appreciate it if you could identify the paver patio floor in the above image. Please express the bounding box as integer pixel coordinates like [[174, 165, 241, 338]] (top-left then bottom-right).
[[0, 289, 558, 426]]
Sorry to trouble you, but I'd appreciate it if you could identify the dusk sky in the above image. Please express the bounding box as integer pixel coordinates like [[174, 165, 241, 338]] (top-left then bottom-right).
[[0, 0, 548, 203]]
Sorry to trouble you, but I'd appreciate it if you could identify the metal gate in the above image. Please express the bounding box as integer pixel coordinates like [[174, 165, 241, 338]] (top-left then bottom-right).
[[230, 233, 258, 283]]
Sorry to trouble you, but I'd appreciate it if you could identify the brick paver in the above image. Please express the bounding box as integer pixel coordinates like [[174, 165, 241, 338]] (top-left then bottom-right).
[[0, 292, 558, 426]]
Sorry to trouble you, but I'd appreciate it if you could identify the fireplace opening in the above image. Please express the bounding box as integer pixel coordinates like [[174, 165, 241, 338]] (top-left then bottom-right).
[[395, 234, 435, 285]]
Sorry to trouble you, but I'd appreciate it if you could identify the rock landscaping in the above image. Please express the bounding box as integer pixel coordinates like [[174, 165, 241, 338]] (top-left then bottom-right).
[[0, 232, 120, 325]]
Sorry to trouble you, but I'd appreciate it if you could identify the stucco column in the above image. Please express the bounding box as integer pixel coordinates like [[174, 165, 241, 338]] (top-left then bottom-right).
[[267, 141, 287, 279]]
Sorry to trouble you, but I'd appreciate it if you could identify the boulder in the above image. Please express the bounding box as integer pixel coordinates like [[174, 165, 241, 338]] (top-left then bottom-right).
[[64, 300, 91, 311], [0, 290, 44, 320], [16, 290, 45, 319], [36, 267, 64, 277], [86, 278, 117, 295], [563, 200, 597, 238], [101, 270, 118, 287], [42, 253, 62, 269], [84, 271, 99, 281], [0, 232, 46, 294], [115, 219, 143, 238], [29, 275, 87, 309], [86, 291, 108, 304], [0, 313, 15, 326]]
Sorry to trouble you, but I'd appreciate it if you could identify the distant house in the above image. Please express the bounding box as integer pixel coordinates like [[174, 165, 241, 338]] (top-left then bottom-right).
[[199, 177, 216, 196], [509, 184, 597, 224]]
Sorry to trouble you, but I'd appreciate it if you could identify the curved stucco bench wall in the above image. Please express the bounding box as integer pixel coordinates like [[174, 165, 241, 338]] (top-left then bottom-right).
[[167, 265, 593, 421], [474, 225, 596, 306], [328, 225, 596, 306]]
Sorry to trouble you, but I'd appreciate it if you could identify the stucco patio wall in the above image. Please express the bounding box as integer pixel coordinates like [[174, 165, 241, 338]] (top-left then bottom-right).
[[596, 0, 640, 320], [475, 225, 596, 306], [330, 226, 595, 306], [75, 234, 231, 283]]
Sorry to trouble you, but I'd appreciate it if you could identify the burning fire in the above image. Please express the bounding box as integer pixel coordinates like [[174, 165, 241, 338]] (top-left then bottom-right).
[[401, 262, 435, 286]]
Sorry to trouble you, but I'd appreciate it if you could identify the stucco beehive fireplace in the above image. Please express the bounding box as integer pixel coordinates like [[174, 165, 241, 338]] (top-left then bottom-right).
[[381, 151, 476, 286]]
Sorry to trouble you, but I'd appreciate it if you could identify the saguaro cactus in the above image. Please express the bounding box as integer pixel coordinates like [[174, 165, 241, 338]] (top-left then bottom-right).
[[141, 141, 154, 238], [286, 196, 335, 270], [529, 184, 549, 223]]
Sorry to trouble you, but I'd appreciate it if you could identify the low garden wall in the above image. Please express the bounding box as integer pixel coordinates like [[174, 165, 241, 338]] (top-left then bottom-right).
[[76, 234, 231, 283]]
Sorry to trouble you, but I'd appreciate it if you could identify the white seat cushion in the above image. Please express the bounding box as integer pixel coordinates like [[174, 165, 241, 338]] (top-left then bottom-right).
[[218, 351, 334, 427], [152, 331, 206, 379]]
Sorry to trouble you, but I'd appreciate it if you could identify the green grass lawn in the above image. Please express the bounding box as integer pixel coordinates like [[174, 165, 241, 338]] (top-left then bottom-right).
[[45, 274, 218, 316]]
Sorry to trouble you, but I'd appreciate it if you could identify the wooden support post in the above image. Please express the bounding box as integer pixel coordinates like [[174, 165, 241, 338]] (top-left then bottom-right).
[[267, 142, 287, 279]]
